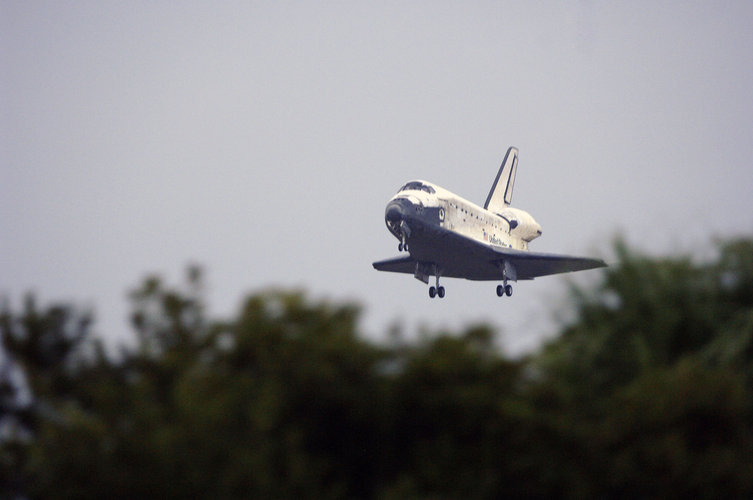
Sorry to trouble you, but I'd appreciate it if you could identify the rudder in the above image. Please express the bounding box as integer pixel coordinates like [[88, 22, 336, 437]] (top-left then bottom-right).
[[483, 146, 518, 213]]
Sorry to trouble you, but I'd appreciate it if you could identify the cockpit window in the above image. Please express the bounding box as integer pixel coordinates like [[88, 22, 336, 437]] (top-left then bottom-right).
[[397, 181, 435, 194]]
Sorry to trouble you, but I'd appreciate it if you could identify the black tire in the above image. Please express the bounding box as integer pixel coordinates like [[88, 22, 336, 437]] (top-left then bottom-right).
[[429, 286, 436, 298], [438, 286, 445, 298], [505, 284, 513, 297], [496, 285, 504, 297]]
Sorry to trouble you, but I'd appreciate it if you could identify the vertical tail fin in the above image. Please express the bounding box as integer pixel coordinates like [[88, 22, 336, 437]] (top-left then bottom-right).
[[483, 146, 518, 213]]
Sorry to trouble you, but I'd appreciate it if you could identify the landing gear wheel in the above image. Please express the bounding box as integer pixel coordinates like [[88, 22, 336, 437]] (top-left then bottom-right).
[[496, 285, 504, 297], [429, 286, 436, 298], [437, 286, 445, 298], [505, 284, 513, 297], [398, 242, 403, 252]]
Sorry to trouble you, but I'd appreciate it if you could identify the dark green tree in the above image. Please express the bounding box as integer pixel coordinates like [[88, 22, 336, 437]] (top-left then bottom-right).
[[5, 236, 753, 499], [1, 294, 95, 498], [531, 237, 753, 497]]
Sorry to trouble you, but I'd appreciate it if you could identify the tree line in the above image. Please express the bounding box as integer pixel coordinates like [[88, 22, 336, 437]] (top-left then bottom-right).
[[2, 237, 753, 498]]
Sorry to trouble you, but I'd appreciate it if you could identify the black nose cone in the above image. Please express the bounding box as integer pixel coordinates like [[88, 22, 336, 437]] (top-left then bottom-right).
[[385, 198, 413, 223], [385, 198, 414, 236], [385, 201, 404, 223]]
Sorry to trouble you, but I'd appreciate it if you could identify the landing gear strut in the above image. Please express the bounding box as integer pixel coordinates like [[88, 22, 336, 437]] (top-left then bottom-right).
[[397, 222, 411, 252], [496, 260, 516, 298], [398, 234, 408, 252], [429, 274, 445, 299]]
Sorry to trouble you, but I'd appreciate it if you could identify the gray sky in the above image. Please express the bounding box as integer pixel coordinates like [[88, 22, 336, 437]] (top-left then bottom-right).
[[3, 1, 753, 354]]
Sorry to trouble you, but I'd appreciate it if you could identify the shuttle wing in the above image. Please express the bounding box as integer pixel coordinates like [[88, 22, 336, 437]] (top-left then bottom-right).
[[373, 230, 605, 281], [372, 255, 416, 274], [493, 247, 606, 280]]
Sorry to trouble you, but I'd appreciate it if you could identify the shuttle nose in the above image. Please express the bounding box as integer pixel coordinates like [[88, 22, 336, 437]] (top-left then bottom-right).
[[385, 198, 413, 223], [385, 201, 404, 223], [385, 197, 414, 238]]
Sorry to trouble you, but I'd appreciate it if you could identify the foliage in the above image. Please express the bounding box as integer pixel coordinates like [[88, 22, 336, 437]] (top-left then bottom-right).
[[532, 237, 753, 496], [2, 237, 753, 498]]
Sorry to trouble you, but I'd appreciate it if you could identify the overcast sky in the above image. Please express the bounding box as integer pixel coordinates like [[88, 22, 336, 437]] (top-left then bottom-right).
[[3, 1, 753, 354]]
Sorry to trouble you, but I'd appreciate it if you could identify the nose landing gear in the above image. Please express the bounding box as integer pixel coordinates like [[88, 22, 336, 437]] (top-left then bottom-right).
[[397, 221, 411, 252], [398, 236, 408, 252], [496, 283, 513, 297]]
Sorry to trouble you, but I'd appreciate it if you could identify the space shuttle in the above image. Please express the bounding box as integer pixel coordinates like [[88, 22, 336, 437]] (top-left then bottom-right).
[[373, 147, 606, 298]]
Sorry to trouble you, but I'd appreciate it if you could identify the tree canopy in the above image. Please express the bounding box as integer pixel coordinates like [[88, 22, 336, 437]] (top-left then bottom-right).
[[2, 237, 753, 498]]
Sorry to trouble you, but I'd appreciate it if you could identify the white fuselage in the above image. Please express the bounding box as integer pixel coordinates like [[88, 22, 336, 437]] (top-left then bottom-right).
[[387, 180, 542, 252]]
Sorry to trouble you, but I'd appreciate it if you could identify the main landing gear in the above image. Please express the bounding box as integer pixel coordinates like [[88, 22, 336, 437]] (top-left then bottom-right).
[[495, 260, 516, 298], [429, 274, 445, 299]]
